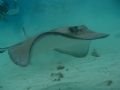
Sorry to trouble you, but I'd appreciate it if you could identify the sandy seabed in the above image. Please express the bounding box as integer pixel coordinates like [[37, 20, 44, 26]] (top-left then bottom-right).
[[0, 36, 120, 90]]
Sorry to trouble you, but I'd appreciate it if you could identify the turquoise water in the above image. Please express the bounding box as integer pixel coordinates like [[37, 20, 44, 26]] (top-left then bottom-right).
[[0, 0, 120, 90]]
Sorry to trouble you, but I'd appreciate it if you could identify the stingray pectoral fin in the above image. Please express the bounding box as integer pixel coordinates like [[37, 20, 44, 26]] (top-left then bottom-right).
[[85, 32, 109, 40], [8, 38, 35, 67], [54, 40, 90, 58]]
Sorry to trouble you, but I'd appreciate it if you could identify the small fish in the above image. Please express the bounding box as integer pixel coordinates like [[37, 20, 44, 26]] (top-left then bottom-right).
[[0, 25, 109, 67]]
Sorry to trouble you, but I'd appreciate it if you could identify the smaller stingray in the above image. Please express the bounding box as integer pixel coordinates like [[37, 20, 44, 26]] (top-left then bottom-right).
[[6, 0, 19, 15], [0, 25, 109, 67]]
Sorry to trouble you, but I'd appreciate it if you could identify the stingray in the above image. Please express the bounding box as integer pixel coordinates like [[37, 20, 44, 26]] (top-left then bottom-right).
[[0, 25, 109, 67]]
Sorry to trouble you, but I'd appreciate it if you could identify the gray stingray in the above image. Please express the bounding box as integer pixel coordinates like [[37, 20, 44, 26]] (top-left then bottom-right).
[[0, 25, 109, 67]]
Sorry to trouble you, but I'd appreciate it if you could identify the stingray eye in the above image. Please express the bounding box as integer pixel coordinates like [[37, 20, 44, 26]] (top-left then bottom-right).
[[77, 25, 88, 33], [69, 26, 78, 34]]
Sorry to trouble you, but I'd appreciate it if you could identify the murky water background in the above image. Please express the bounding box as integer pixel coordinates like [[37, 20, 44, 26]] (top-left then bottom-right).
[[0, 0, 120, 90]]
